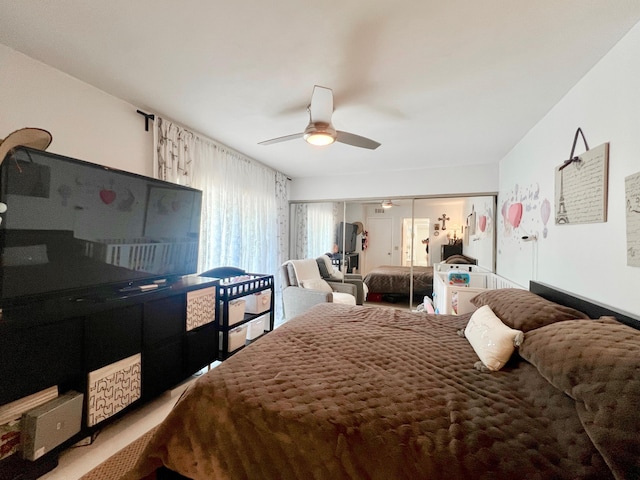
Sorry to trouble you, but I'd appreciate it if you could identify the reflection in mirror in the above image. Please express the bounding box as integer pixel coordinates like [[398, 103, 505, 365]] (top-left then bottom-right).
[[289, 201, 344, 260], [402, 217, 430, 267], [290, 195, 496, 309]]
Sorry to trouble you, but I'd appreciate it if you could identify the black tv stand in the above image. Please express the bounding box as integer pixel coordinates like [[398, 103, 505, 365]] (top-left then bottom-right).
[[68, 283, 171, 304], [0, 275, 221, 480]]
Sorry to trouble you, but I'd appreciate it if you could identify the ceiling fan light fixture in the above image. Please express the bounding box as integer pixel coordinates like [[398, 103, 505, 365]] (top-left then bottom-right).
[[303, 122, 336, 146], [259, 86, 381, 149], [304, 131, 335, 146], [382, 199, 393, 209]]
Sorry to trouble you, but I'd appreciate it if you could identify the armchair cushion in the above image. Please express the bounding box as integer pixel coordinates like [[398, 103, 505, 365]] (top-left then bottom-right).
[[318, 255, 343, 280], [300, 278, 333, 293], [331, 292, 357, 305]]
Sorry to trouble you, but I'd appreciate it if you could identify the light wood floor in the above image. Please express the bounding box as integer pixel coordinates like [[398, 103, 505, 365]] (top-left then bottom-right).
[[38, 372, 204, 480]]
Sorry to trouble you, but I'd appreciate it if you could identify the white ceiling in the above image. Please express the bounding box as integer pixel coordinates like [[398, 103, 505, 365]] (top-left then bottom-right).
[[2, 1, 639, 179]]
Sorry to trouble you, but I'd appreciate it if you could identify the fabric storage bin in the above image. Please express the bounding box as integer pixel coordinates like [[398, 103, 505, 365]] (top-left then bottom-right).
[[186, 286, 217, 331], [246, 315, 268, 340], [227, 298, 246, 326], [222, 324, 248, 353], [244, 290, 271, 314], [87, 353, 141, 427]]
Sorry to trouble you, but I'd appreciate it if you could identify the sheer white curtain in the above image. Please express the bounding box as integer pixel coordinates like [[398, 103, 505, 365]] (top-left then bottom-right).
[[290, 202, 338, 259], [306, 202, 336, 258], [192, 138, 278, 274], [154, 117, 286, 281]]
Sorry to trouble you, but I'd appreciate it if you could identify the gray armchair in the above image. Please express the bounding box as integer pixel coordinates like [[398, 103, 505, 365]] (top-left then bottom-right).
[[281, 259, 357, 320], [315, 255, 366, 305]]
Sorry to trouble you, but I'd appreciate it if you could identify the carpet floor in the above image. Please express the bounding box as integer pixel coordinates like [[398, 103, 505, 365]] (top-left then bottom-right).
[[79, 426, 157, 480]]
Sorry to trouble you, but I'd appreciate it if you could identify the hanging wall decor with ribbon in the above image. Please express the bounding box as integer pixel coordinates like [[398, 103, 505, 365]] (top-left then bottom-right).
[[554, 128, 609, 225]]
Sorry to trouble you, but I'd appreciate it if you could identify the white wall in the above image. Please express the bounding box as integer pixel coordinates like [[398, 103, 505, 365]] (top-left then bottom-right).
[[498, 21, 640, 316], [0, 45, 152, 176], [290, 163, 498, 202]]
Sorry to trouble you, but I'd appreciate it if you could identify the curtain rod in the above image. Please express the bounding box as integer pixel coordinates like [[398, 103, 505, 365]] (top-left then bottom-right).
[[136, 109, 155, 131], [136, 109, 291, 180]]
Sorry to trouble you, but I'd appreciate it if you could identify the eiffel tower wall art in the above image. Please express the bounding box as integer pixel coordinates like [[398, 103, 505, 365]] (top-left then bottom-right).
[[554, 142, 609, 225]]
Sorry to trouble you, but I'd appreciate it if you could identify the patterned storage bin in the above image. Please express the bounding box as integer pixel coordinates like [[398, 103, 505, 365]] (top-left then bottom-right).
[[244, 290, 272, 314], [227, 298, 246, 326], [222, 324, 248, 353], [186, 286, 217, 331], [87, 353, 141, 427]]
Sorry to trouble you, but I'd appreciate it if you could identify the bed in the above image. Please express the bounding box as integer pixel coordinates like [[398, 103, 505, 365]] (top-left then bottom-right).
[[363, 265, 434, 298], [124, 282, 640, 480]]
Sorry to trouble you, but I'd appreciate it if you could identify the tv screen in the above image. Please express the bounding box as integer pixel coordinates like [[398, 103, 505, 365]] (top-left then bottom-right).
[[336, 222, 358, 253], [0, 147, 202, 306]]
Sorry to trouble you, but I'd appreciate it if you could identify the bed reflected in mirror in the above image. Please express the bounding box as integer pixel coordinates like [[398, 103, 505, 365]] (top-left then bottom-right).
[[289, 195, 496, 310]]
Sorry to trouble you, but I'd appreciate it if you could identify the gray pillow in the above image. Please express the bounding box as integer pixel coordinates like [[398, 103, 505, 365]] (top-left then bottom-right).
[[470, 288, 589, 332]]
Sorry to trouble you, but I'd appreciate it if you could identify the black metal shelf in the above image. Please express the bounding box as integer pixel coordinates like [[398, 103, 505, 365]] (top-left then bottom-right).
[[215, 273, 275, 360]]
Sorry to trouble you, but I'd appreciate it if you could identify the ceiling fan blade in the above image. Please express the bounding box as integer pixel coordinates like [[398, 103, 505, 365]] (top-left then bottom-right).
[[258, 132, 304, 146], [336, 131, 381, 150], [309, 86, 334, 124]]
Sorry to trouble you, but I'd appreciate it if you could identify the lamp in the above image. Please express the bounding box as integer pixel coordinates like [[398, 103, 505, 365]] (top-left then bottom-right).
[[304, 123, 336, 146], [381, 200, 394, 209]]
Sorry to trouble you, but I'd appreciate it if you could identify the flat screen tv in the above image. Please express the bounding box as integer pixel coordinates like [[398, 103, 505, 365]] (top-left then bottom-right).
[[0, 146, 202, 307], [336, 221, 358, 253]]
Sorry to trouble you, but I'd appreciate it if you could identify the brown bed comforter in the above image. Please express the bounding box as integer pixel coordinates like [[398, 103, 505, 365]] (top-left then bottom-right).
[[124, 303, 616, 480], [363, 265, 433, 295]]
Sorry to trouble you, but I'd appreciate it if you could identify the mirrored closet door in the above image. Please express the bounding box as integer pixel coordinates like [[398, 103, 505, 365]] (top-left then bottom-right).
[[289, 195, 496, 309]]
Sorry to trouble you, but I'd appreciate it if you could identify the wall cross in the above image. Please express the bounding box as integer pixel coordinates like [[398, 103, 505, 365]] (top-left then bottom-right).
[[438, 213, 450, 230]]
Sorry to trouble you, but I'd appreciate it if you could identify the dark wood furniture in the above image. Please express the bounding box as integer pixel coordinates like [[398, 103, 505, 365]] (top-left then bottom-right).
[[0, 275, 219, 480], [441, 243, 463, 261], [214, 273, 275, 360]]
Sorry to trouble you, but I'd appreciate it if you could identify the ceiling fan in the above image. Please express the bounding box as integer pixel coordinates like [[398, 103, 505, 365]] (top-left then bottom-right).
[[258, 85, 381, 150]]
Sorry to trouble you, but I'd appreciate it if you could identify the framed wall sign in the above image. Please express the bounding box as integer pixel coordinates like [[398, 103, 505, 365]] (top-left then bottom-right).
[[555, 142, 609, 225]]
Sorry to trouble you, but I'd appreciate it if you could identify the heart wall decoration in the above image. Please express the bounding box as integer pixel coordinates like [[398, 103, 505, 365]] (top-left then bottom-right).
[[100, 189, 117, 205], [478, 215, 487, 232], [507, 203, 523, 228]]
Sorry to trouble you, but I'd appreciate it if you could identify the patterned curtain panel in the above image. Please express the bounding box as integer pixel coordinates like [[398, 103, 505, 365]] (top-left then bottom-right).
[[152, 117, 288, 296], [154, 117, 194, 185], [274, 171, 290, 319], [290, 203, 309, 260], [275, 171, 290, 267]]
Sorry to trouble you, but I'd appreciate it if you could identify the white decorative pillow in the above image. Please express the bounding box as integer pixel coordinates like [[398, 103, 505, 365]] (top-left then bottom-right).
[[464, 305, 524, 371], [300, 278, 333, 293]]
